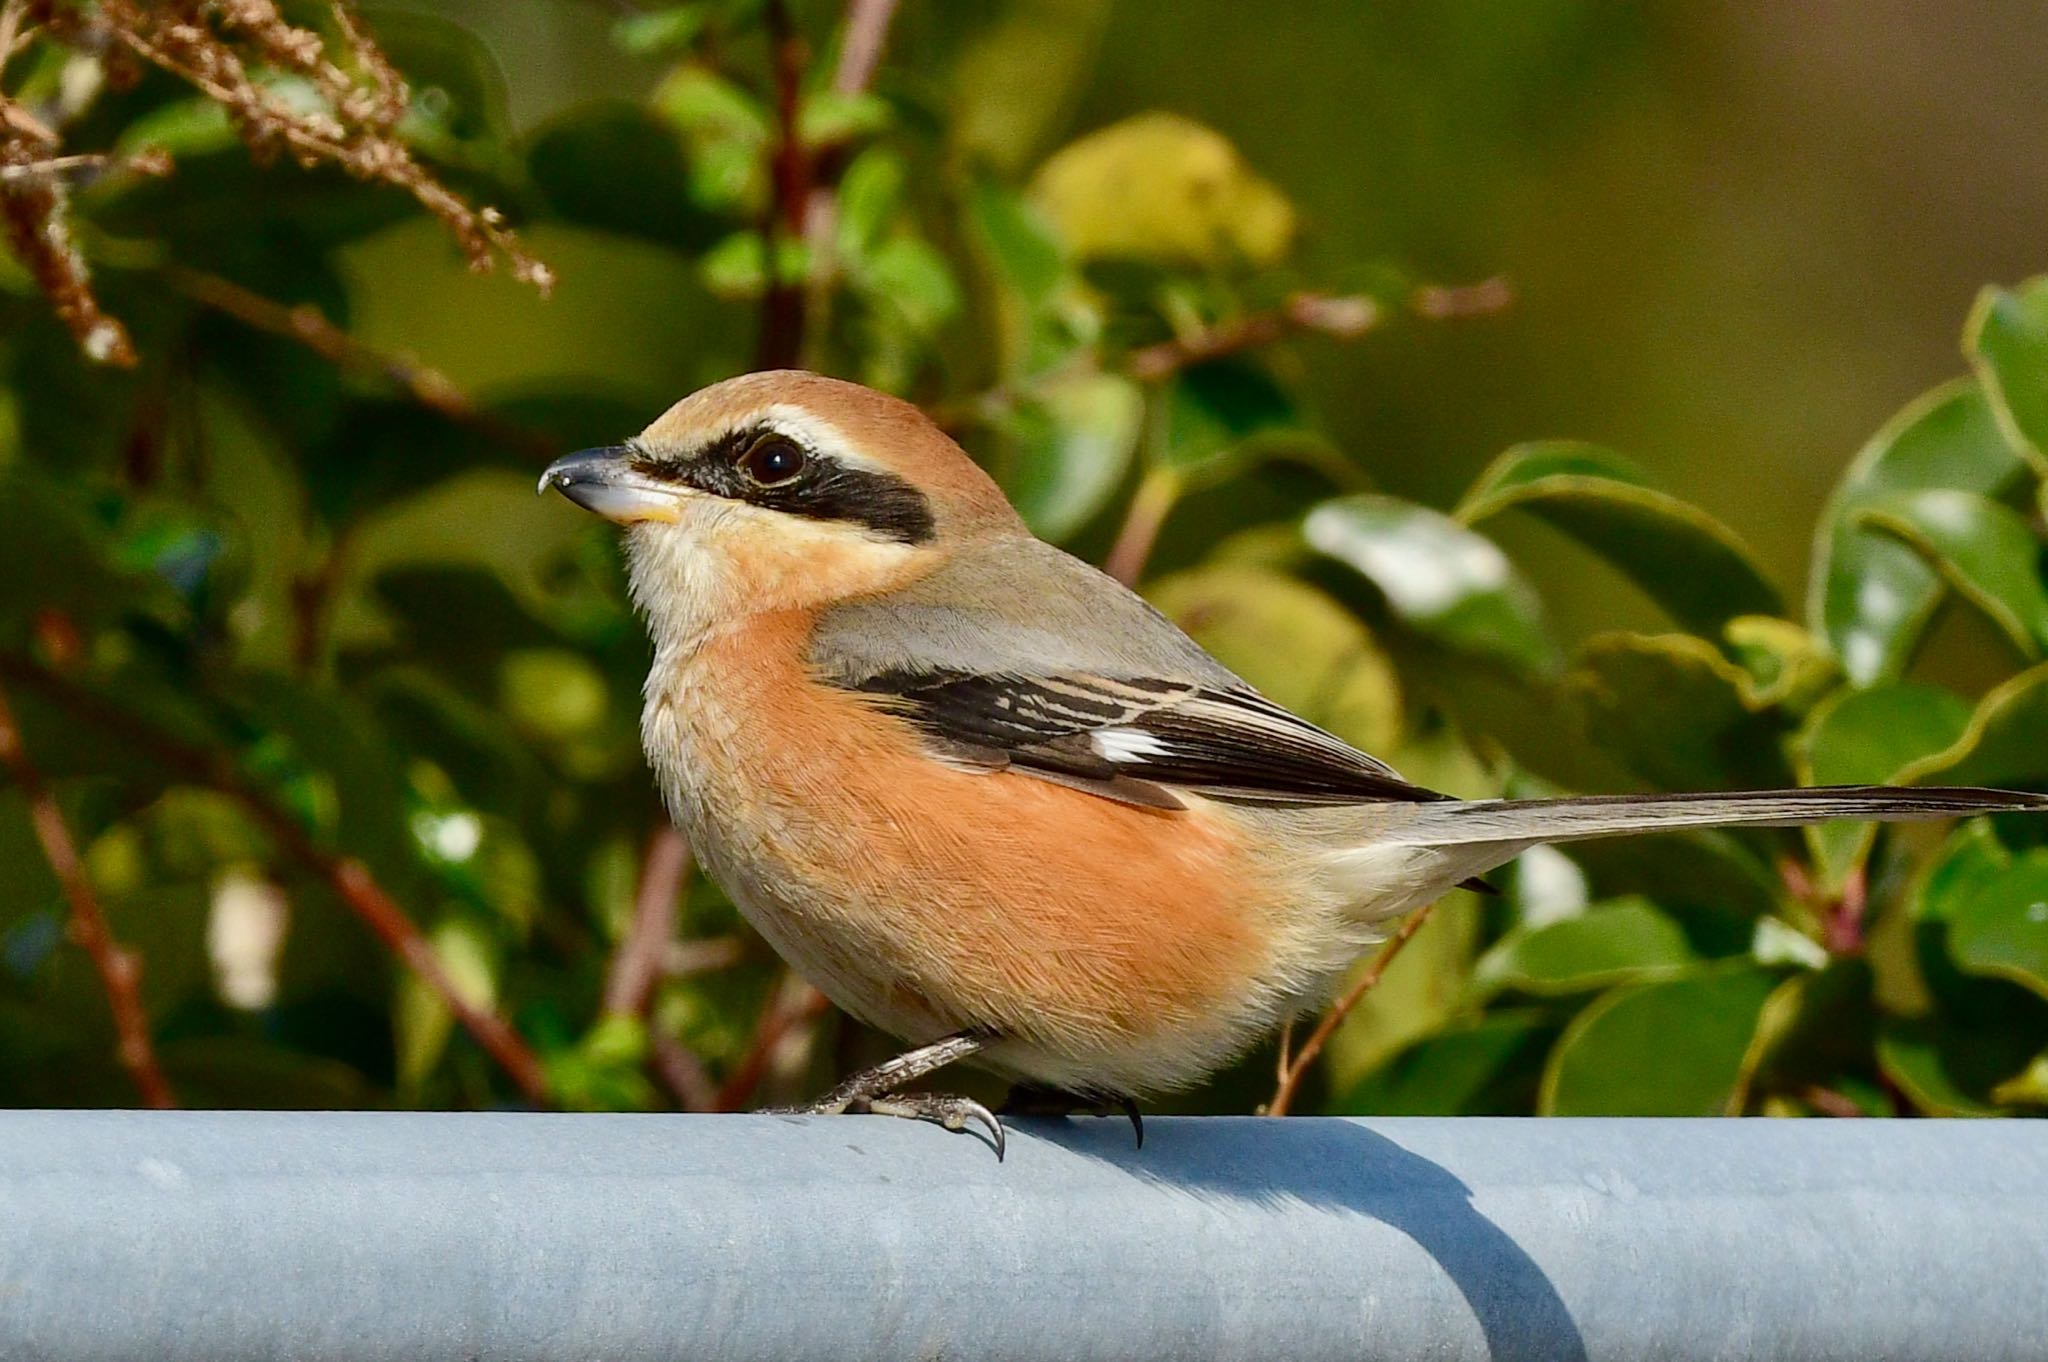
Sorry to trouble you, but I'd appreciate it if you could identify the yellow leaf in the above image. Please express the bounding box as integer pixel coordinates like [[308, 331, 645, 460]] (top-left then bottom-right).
[[1030, 112, 1295, 268]]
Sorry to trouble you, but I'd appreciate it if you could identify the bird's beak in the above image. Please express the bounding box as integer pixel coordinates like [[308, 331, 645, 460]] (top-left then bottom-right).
[[537, 446, 683, 524]]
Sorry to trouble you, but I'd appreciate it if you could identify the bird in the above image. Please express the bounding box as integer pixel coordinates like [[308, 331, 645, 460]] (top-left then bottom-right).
[[541, 369, 2047, 1154]]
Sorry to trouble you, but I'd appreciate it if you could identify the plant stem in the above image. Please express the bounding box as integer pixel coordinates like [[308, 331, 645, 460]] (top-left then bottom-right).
[[0, 679, 175, 1108], [0, 653, 551, 1107], [1103, 466, 1181, 586], [1266, 901, 1436, 1117], [603, 825, 692, 1018], [716, 973, 828, 1111]]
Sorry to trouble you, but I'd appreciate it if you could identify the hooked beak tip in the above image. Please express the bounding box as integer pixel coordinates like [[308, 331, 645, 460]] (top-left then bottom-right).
[[540, 445, 682, 525]]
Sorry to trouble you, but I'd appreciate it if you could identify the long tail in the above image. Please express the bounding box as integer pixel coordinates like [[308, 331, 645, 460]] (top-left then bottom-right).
[[1396, 784, 2048, 849]]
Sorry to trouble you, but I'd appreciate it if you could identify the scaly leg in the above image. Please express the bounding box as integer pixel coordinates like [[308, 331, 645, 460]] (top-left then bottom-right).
[[776, 1031, 1006, 1158]]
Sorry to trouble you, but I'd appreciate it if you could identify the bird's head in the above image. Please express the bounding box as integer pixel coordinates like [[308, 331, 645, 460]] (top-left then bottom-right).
[[541, 371, 1021, 638]]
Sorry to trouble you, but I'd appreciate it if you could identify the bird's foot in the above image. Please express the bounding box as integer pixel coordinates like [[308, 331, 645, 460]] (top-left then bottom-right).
[[1001, 1083, 1144, 1149], [765, 1031, 1006, 1158], [773, 1089, 1006, 1160]]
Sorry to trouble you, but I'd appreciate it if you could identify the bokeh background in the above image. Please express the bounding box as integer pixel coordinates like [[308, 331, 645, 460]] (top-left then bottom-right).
[[4, 0, 2047, 1120]]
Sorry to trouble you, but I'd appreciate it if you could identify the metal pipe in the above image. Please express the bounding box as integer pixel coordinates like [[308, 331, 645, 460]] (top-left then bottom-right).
[[0, 1112, 2042, 1361]]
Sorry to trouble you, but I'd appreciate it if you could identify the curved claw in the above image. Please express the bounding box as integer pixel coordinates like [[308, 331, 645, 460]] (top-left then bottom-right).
[[1001, 1084, 1143, 1150], [864, 1092, 1007, 1161], [1119, 1097, 1144, 1150]]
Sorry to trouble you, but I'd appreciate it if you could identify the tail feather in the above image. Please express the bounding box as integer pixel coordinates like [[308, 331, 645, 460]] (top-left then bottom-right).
[[1396, 784, 2048, 849]]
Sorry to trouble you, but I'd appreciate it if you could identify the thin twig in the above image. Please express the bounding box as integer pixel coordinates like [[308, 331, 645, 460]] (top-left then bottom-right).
[[603, 824, 692, 1018], [1127, 292, 1381, 383], [163, 265, 554, 458], [1824, 865, 1869, 957], [0, 653, 551, 1106], [1102, 466, 1181, 586], [716, 972, 828, 1111], [754, 0, 809, 370], [1266, 901, 1437, 1117], [1801, 1085, 1866, 1119], [830, 0, 900, 96], [1410, 276, 1515, 320], [0, 678, 176, 1108], [649, 1026, 718, 1111], [795, 0, 903, 326], [664, 935, 748, 978], [322, 855, 549, 1104]]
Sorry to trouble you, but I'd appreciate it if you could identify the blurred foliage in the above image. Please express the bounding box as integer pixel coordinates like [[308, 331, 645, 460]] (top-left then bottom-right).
[[1, 0, 2046, 1122]]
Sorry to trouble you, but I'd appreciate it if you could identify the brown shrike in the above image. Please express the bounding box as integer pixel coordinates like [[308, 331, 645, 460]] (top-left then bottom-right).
[[543, 370, 2046, 1154]]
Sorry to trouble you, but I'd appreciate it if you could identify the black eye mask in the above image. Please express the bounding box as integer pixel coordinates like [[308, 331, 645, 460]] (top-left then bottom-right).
[[629, 426, 936, 546]]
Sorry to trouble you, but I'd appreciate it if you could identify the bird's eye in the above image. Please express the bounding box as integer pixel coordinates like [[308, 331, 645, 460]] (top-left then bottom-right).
[[739, 435, 807, 486]]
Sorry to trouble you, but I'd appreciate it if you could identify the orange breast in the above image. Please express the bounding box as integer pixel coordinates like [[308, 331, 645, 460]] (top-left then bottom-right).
[[676, 610, 1276, 1060]]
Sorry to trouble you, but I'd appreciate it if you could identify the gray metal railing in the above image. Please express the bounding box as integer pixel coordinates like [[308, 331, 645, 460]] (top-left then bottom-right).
[[1, 1110, 2043, 1361]]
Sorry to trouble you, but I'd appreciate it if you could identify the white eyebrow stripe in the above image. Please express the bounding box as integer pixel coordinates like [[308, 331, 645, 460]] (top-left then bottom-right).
[[750, 404, 895, 475]]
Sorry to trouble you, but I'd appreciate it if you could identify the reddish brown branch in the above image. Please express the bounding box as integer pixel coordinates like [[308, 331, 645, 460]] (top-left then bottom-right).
[[649, 1027, 718, 1111], [1127, 292, 1380, 382], [829, 0, 899, 96], [1101, 467, 1181, 586], [0, 678, 175, 1107], [715, 974, 828, 1111], [753, 0, 809, 369], [0, 654, 551, 1106], [602, 824, 692, 1018], [1266, 901, 1436, 1117], [70, 0, 551, 291], [322, 855, 549, 1104], [1124, 280, 1513, 383], [164, 265, 554, 458]]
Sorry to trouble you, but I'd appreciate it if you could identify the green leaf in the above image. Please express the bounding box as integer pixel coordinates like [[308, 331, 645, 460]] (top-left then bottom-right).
[[1539, 963, 1781, 1115], [1029, 112, 1295, 268], [799, 90, 893, 148], [1335, 1010, 1558, 1116], [858, 237, 960, 332], [1735, 960, 1876, 1107], [700, 230, 812, 298], [968, 179, 1065, 310], [1878, 1014, 2048, 1117], [1794, 681, 1972, 887], [1156, 359, 1303, 476], [1474, 895, 1698, 996], [1566, 632, 1792, 790], [113, 97, 237, 160], [527, 104, 717, 252], [652, 65, 770, 213], [1895, 661, 2048, 791], [394, 917, 499, 1092], [999, 372, 1143, 541], [1565, 828, 1784, 948], [498, 649, 612, 745], [1965, 277, 2048, 474], [1305, 494, 1557, 673], [1949, 850, 2048, 1002], [330, 471, 603, 657], [612, 6, 711, 57], [1810, 380, 2029, 684], [1854, 489, 2048, 659], [835, 148, 905, 259], [1458, 441, 1780, 633], [0, 469, 180, 639], [370, 11, 516, 147], [1145, 566, 1400, 754], [948, 0, 1114, 173], [1722, 616, 1840, 712]]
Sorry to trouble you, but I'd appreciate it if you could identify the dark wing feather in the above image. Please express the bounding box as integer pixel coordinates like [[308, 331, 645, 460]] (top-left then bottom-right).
[[844, 668, 1447, 809]]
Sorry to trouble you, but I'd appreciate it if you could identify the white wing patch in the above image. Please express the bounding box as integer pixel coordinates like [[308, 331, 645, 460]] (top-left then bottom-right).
[[1091, 727, 1168, 763]]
